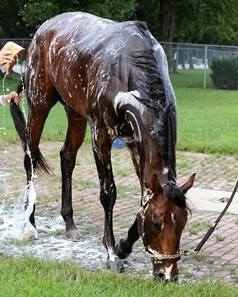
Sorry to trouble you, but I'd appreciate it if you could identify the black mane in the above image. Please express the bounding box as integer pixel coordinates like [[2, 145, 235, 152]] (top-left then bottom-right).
[[167, 181, 190, 210], [128, 49, 169, 162]]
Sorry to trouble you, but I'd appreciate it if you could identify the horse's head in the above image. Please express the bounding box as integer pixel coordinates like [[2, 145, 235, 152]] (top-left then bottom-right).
[[138, 173, 195, 282]]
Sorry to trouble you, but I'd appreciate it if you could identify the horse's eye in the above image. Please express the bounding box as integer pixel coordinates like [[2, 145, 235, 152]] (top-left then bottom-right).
[[151, 218, 163, 231]]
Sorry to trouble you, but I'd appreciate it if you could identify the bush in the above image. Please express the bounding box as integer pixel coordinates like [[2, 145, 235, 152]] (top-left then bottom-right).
[[210, 56, 238, 90]]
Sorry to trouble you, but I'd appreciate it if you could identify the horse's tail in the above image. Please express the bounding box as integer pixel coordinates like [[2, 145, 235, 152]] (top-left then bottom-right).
[[10, 78, 52, 174]]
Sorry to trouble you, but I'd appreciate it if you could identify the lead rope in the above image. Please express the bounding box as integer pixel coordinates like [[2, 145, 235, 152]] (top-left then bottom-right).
[[184, 180, 238, 256]]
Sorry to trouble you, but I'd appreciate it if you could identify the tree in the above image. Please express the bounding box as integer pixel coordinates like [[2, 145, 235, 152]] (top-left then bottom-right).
[[174, 0, 238, 45], [0, 0, 32, 38], [136, 0, 238, 72], [157, 0, 178, 72], [135, 0, 178, 72], [135, 0, 159, 38], [17, 0, 137, 33]]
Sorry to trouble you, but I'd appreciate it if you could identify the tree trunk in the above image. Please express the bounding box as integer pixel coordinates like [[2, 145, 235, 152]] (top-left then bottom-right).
[[158, 0, 176, 73]]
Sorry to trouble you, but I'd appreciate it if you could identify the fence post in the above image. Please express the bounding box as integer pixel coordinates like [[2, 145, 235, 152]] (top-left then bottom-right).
[[203, 44, 208, 89]]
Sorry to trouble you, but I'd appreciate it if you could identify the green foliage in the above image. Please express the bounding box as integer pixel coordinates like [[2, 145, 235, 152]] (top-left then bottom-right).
[[1, 0, 238, 46], [175, 0, 238, 45], [1, 0, 238, 45], [18, 0, 137, 28], [18, 1, 58, 27], [0, 0, 32, 38], [210, 56, 238, 90], [136, 0, 159, 38]]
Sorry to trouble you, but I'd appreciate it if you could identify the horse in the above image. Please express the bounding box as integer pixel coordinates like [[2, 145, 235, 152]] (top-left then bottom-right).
[[11, 12, 195, 281]]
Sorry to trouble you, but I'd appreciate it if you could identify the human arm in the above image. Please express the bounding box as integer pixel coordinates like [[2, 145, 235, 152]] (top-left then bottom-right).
[[0, 92, 21, 106]]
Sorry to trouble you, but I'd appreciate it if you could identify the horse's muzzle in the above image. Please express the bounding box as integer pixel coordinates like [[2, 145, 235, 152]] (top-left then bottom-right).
[[153, 262, 179, 282]]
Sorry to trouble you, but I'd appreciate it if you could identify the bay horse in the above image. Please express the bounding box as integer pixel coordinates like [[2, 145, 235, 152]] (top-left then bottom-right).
[[11, 12, 195, 281]]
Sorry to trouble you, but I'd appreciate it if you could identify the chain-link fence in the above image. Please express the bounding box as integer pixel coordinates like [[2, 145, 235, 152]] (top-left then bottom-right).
[[161, 42, 238, 88], [1, 39, 238, 88]]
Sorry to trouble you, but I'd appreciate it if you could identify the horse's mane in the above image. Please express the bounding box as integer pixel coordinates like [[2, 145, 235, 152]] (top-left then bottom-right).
[[128, 48, 169, 162], [167, 181, 190, 210]]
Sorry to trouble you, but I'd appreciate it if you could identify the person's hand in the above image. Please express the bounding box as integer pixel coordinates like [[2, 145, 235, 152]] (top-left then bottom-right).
[[0, 48, 14, 65], [7, 91, 21, 104]]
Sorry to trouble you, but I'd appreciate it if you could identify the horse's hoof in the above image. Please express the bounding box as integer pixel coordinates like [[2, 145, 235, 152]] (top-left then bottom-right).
[[23, 228, 38, 240], [116, 239, 132, 259], [65, 229, 81, 241], [107, 257, 124, 273]]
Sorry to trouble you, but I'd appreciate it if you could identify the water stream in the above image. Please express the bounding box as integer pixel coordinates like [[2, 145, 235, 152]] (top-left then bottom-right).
[[1, 61, 37, 240]]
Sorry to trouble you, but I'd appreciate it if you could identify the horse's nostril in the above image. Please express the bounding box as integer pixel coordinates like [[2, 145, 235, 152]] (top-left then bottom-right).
[[157, 272, 165, 280]]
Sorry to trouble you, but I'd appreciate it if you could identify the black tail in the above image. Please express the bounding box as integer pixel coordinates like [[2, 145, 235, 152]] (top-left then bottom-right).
[[10, 78, 52, 174]]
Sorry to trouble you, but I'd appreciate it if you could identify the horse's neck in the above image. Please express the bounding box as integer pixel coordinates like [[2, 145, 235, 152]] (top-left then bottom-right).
[[137, 134, 169, 187], [139, 140, 169, 206]]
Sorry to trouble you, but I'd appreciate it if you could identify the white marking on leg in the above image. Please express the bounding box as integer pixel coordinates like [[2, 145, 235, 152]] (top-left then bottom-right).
[[108, 247, 117, 262], [23, 181, 38, 239], [22, 146, 38, 239]]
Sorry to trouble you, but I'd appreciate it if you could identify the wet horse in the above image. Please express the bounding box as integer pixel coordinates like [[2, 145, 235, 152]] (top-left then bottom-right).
[[11, 12, 195, 281]]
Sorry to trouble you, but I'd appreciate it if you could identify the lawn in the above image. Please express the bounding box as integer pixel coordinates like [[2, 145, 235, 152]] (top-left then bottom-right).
[[0, 255, 238, 297], [1, 70, 238, 156], [171, 70, 238, 157]]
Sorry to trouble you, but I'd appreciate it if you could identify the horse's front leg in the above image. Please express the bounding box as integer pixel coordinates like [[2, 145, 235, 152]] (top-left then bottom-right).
[[116, 143, 140, 259], [60, 111, 87, 241], [92, 132, 124, 272], [116, 217, 140, 259]]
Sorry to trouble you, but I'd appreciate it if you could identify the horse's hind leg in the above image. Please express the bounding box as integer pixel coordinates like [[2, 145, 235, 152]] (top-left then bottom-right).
[[60, 107, 87, 240], [24, 103, 53, 239]]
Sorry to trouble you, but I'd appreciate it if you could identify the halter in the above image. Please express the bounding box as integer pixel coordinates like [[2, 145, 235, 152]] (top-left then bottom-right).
[[139, 180, 238, 263], [144, 246, 181, 263], [137, 184, 181, 263]]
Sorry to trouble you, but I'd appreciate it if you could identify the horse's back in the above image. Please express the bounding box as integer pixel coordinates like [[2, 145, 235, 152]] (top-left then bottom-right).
[[26, 12, 154, 110], [33, 12, 149, 58], [26, 12, 176, 132]]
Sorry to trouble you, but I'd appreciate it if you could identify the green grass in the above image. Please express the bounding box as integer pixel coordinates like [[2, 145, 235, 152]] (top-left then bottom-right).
[[0, 73, 91, 147], [0, 255, 238, 297], [171, 69, 238, 157], [1, 70, 238, 157], [187, 220, 211, 235], [171, 68, 213, 89], [175, 87, 238, 156]]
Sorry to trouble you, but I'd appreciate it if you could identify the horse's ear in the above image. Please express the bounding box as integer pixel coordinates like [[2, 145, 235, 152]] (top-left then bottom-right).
[[181, 173, 196, 194], [151, 174, 163, 196]]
